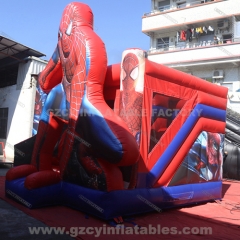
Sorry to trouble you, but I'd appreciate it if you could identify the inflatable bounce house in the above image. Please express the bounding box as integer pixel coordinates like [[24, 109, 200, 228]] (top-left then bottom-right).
[[5, 2, 228, 221]]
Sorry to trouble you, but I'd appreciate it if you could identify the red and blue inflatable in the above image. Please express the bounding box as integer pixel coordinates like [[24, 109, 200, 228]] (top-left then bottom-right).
[[5, 2, 227, 220]]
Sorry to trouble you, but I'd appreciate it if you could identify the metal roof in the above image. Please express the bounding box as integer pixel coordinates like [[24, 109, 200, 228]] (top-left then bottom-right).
[[0, 34, 45, 69]]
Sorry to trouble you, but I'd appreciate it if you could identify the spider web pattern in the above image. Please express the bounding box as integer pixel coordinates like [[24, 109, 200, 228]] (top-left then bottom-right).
[[38, 56, 60, 91], [58, 3, 88, 175], [31, 120, 48, 169], [120, 92, 143, 137]]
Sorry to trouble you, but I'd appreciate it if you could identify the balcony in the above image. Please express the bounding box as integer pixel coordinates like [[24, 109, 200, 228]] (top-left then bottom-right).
[[144, 0, 216, 16], [142, 0, 240, 34], [177, 0, 215, 9], [148, 38, 240, 65], [150, 35, 240, 53]]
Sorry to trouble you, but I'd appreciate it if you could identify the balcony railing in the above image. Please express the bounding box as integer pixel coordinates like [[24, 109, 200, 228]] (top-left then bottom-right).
[[145, 5, 171, 16], [158, 5, 171, 12], [143, 0, 221, 17], [148, 37, 240, 54], [177, 0, 214, 9], [156, 43, 170, 51]]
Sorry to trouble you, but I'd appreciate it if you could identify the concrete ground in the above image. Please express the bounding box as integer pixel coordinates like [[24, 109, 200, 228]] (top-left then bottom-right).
[[0, 163, 73, 239]]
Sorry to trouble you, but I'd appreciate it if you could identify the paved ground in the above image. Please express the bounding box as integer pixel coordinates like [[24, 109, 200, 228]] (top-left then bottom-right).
[[0, 164, 73, 239]]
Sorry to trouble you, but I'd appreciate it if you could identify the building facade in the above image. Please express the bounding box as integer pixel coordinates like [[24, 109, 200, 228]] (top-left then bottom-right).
[[142, 0, 240, 112], [0, 35, 47, 160]]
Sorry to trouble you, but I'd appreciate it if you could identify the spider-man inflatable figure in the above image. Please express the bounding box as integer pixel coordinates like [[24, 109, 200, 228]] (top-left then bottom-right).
[[120, 52, 143, 144], [7, 2, 139, 191]]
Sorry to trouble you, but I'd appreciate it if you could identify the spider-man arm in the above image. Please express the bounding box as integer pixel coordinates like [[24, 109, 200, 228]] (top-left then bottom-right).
[[39, 47, 63, 94], [59, 63, 86, 176]]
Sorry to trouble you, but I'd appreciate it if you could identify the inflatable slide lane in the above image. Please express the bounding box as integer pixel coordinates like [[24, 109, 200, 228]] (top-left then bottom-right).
[[5, 2, 228, 221]]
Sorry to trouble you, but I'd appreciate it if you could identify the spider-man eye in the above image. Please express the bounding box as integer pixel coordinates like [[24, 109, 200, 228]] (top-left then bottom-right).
[[130, 66, 139, 80], [65, 21, 73, 36], [213, 141, 218, 151], [58, 30, 62, 39]]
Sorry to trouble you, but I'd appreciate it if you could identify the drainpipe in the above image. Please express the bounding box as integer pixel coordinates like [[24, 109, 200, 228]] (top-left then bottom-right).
[[29, 75, 37, 138]]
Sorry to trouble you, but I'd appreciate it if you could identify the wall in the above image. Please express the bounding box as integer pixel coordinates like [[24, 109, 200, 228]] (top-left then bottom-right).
[[192, 67, 239, 86], [184, 67, 240, 113], [148, 43, 240, 64], [0, 57, 46, 159]]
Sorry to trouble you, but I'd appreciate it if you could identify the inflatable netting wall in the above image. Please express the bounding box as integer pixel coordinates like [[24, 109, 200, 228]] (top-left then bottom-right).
[[5, 2, 227, 220], [223, 108, 240, 180]]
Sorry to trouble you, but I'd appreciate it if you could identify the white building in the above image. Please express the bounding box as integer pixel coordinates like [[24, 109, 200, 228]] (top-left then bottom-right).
[[142, 0, 240, 113], [0, 35, 47, 161]]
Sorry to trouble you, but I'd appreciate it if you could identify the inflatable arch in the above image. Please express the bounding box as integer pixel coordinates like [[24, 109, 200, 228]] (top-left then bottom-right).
[[5, 2, 227, 221]]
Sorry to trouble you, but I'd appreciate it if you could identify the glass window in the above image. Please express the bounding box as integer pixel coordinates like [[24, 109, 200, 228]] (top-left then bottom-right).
[[222, 34, 232, 44], [158, 0, 170, 11], [177, 2, 186, 9], [157, 37, 169, 50], [0, 64, 18, 88]]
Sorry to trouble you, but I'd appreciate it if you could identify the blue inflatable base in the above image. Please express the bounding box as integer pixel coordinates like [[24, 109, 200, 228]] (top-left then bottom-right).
[[5, 178, 62, 208], [5, 179, 222, 220]]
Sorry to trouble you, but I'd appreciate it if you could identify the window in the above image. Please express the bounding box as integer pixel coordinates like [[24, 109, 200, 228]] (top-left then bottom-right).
[[0, 64, 18, 88], [234, 21, 240, 40], [177, 2, 186, 9], [157, 37, 169, 50], [222, 34, 232, 44], [158, 0, 170, 12], [0, 108, 8, 139]]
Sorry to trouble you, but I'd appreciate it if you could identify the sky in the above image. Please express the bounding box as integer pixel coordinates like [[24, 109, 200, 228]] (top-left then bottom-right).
[[0, 0, 151, 65]]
